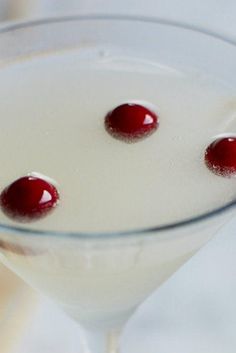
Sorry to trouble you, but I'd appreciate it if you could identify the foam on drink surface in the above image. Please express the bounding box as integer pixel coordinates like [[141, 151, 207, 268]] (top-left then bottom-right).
[[0, 49, 235, 232]]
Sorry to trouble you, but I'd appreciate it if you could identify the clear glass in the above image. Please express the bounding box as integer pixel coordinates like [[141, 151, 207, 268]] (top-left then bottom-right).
[[0, 15, 235, 353]]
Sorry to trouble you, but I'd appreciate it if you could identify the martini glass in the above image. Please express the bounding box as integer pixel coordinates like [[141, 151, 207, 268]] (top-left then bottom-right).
[[0, 16, 235, 353]]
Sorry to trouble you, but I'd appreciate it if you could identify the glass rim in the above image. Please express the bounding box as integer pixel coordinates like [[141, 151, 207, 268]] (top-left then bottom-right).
[[0, 14, 236, 240]]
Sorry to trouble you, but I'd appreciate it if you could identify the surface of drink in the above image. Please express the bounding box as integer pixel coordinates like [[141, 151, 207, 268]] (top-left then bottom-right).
[[0, 50, 235, 232], [0, 48, 235, 329]]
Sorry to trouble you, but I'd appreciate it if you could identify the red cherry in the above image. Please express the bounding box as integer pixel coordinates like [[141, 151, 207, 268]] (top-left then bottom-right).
[[0, 175, 59, 221], [205, 137, 236, 177], [105, 103, 159, 142]]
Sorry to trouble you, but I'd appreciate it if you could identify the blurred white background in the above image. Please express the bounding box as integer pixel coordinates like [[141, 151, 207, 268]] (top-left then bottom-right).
[[0, 1, 235, 352]]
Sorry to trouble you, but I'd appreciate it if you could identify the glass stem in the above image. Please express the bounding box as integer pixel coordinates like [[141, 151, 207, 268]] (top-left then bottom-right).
[[81, 327, 121, 353]]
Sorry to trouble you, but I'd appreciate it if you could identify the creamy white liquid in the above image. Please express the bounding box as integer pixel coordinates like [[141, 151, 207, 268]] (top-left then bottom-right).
[[0, 50, 235, 331], [0, 50, 235, 232]]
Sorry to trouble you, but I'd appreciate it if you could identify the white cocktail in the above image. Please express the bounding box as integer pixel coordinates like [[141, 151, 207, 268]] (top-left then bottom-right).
[[0, 17, 235, 353]]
